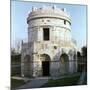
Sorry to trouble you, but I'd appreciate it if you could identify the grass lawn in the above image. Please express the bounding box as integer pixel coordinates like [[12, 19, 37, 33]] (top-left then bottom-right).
[[83, 73, 87, 85], [11, 78, 25, 89], [42, 75, 80, 87]]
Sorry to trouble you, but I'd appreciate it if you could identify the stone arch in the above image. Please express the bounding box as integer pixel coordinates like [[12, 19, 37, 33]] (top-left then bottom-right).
[[60, 53, 69, 62], [60, 53, 69, 75], [40, 54, 51, 76], [40, 54, 51, 61], [68, 49, 73, 56]]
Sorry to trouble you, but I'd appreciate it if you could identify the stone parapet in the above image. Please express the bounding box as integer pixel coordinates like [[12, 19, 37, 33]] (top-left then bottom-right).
[[27, 7, 71, 24]]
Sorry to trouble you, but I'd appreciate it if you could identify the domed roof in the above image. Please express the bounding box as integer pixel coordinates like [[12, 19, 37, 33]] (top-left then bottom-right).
[[27, 6, 71, 23]]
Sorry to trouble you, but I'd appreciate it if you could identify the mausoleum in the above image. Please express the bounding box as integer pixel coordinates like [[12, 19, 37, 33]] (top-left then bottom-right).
[[21, 6, 77, 77]]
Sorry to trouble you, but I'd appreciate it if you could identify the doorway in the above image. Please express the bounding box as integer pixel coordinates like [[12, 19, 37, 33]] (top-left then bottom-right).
[[42, 61, 50, 76], [41, 54, 50, 76]]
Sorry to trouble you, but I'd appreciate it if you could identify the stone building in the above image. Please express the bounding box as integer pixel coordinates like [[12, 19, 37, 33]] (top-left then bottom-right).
[[21, 6, 77, 77]]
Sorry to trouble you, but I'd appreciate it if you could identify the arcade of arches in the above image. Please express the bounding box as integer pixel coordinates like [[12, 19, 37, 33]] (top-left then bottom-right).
[[24, 53, 70, 77]]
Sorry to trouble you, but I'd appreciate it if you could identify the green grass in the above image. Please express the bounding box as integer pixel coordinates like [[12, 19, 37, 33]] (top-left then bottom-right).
[[42, 75, 80, 87], [83, 73, 87, 85], [11, 79, 25, 89]]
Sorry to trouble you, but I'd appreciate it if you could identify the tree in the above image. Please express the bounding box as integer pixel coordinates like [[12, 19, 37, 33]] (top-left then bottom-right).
[[77, 51, 81, 57], [81, 46, 87, 71], [81, 46, 87, 57]]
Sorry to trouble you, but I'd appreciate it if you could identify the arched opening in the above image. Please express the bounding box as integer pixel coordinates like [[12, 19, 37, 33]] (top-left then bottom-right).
[[40, 54, 50, 76], [60, 53, 69, 75]]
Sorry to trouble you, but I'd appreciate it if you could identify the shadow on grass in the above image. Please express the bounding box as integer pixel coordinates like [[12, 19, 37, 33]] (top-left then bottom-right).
[[11, 79, 25, 90], [42, 75, 80, 88]]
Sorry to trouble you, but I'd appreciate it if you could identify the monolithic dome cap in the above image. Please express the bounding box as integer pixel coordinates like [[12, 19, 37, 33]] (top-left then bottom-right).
[[27, 6, 71, 24]]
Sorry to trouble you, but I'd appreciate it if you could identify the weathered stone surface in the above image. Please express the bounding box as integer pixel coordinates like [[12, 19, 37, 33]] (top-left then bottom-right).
[[21, 6, 77, 78]]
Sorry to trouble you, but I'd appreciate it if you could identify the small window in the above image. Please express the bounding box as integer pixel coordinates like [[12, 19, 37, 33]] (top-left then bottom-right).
[[43, 28, 50, 40], [64, 20, 66, 25]]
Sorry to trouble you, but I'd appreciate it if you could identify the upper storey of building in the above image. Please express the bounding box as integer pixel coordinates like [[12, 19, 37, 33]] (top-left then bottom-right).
[[27, 6, 71, 25]]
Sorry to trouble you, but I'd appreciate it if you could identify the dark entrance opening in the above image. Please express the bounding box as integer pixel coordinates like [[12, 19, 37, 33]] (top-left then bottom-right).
[[43, 28, 50, 40], [42, 61, 50, 76]]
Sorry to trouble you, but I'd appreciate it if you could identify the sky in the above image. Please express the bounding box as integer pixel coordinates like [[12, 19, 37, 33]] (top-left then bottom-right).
[[11, 0, 87, 50]]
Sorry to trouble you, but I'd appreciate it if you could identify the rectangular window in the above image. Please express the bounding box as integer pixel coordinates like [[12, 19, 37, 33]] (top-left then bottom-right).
[[43, 28, 50, 40], [64, 20, 66, 25]]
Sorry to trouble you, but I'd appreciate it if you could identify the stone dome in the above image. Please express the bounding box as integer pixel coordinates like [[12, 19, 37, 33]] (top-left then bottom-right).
[[27, 6, 71, 24]]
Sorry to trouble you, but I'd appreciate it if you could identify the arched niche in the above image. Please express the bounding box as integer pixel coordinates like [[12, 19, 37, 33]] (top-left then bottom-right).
[[59, 53, 69, 75]]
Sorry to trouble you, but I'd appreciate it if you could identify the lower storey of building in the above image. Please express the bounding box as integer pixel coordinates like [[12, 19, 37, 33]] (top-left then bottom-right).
[[21, 60, 77, 77]]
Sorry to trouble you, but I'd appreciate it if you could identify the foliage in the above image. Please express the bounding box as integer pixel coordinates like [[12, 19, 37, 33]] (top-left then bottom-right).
[[77, 46, 87, 72], [81, 46, 87, 57], [77, 51, 81, 57], [11, 54, 21, 64], [11, 54, 21, 76]]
